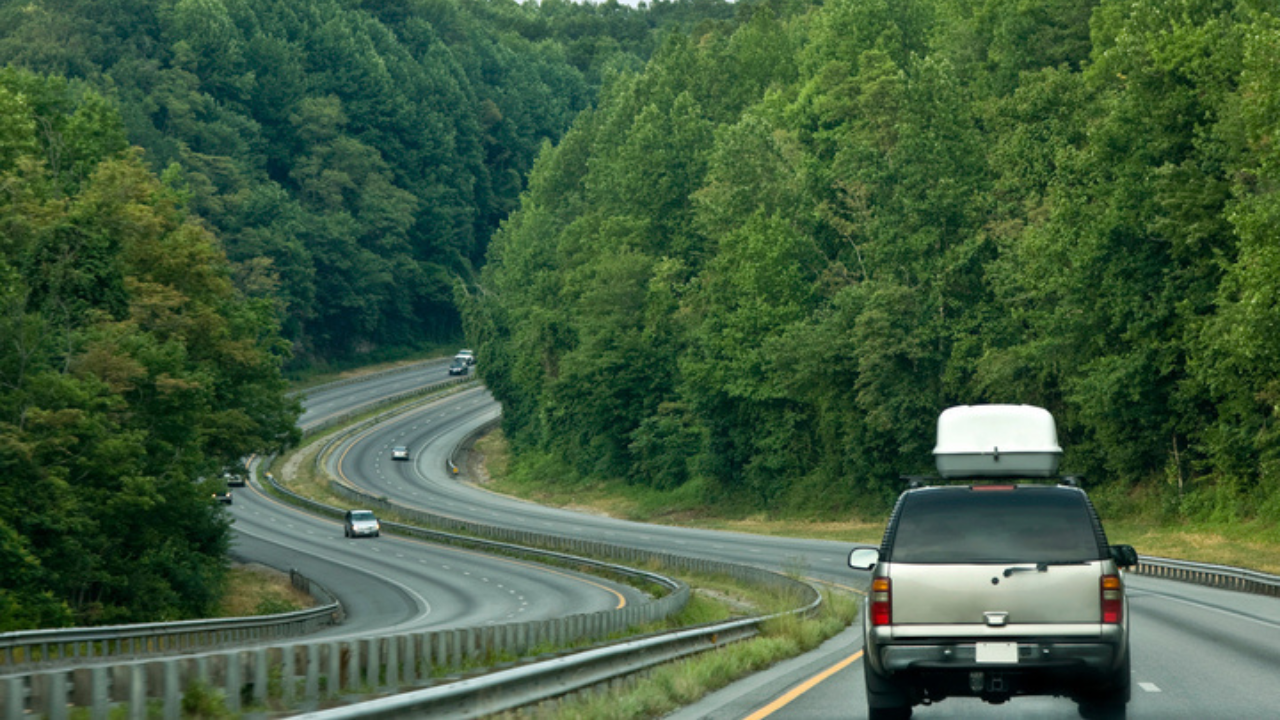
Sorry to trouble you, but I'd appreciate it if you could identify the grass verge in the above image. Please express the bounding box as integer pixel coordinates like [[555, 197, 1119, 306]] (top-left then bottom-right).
[[216, 564, 314, 617], [516, 590, 860, 720]]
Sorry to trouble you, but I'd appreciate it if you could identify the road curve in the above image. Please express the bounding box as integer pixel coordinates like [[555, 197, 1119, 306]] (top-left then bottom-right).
[[227, 374, 644, 646], [297, 359, 457, 430]]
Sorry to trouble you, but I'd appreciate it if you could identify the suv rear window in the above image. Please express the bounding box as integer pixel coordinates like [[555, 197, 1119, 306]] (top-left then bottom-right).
[[886, 487, 1105, 564]]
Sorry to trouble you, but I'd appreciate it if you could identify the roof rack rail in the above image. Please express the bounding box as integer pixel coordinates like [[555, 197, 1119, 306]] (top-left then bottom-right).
[[900, 474, 1086, 489]]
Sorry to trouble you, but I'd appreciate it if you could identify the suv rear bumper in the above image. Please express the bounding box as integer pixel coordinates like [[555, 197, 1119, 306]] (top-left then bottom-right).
[[877, 641, 1120, 673], [869, 640, 1127, 703]]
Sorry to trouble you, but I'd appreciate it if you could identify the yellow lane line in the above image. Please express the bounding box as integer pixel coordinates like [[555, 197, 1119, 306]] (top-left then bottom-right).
[[743, 649, 864, 720]]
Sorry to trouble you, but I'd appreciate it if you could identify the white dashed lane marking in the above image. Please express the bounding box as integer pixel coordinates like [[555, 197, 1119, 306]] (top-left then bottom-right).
[[1139, 683, 1161, 693]]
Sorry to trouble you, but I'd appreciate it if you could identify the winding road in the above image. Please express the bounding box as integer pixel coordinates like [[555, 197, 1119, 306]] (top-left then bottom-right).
[[229, 364, 644, 646], [315, 376, 1280, 719], [238, 363, 1280, 718]]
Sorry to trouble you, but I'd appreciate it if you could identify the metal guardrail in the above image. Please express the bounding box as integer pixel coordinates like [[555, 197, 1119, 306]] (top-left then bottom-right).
[[1134, 555, 1280, 597], [0, 571, 341, 670], [446, 415, 501, 475], [300, 605, 806, 719]]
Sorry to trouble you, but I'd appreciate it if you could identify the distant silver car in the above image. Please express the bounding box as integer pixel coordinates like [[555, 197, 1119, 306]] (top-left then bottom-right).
[[343, 510, 380, 538], [850, 406, 1138, 720], [391, 445, 410, 461]]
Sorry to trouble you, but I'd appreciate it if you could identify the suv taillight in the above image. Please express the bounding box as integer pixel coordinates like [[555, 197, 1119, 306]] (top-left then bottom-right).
[[1101, 574, 1123, 623], [871, 578, 892, 626]]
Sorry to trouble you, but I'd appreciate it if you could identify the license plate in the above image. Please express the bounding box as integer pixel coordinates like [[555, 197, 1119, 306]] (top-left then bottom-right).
[[976, 642, 1018, 663]]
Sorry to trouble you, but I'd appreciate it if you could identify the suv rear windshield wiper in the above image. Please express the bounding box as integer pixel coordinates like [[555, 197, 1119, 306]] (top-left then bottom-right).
[[1002, 560, 1089, 577]]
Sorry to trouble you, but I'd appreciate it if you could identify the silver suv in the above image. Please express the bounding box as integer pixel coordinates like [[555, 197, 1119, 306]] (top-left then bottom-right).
[[850, 406, 1138, 719]]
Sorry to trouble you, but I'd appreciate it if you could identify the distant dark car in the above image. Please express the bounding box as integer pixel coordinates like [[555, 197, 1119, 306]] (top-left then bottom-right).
[[344, 509, 380, 538], [448, 357, 469, 375], [212, 490, 233, 505], [391, 445, 410, 461]]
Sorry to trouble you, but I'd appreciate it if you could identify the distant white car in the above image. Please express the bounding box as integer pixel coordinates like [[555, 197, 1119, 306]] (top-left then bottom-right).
[[456, 349, 475, 366], [343, 510, 380, 538], [391, 445, 410, 461]]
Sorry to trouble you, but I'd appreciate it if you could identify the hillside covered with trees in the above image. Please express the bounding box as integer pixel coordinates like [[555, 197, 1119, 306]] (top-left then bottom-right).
[[0, 0, 737, 628], [0, 69, 299, 628], [0, 0, 733, 365], [468, 0, 1280, 522]]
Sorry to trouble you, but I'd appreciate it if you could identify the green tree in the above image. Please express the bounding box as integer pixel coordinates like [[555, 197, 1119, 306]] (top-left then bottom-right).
[[0, 70, 297, 626]]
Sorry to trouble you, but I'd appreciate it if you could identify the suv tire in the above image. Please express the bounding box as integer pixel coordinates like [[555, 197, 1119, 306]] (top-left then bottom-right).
[[1077, 650, 1130, 719], [865, 655, 912, 719]]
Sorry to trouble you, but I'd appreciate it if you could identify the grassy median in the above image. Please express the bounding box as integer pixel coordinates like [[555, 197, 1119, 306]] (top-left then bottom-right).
[[470, 431, 1280, 575]]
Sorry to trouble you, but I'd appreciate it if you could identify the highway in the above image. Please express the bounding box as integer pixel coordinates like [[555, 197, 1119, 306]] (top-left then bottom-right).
[[228, 361, 644, 646], [322, 379, 1280, 719], [296, 358, 458, 431]]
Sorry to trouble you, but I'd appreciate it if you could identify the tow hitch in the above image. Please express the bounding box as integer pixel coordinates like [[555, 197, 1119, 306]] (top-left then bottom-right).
[[970, 671, 1011, 702]]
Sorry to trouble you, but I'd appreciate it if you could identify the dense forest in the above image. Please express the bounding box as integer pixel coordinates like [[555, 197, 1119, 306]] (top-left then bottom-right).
[[0, 0, 733, 364], [467, 0, 1280, 523], [0, 0, 735, 629], [0, 69, 299, 628]]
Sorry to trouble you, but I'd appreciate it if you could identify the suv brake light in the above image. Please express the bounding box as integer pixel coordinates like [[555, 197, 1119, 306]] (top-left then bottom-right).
[[1101, 574, 1123, 623], [871, 577, 892, 626]]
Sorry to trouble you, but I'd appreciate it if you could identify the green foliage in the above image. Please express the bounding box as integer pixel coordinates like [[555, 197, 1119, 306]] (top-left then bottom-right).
[[0, 0, 729, 365], [0, 0, 745, 627], [0, 69, 299, 627], [470, 0, 1280, 521], [180, 680, 232, 720]]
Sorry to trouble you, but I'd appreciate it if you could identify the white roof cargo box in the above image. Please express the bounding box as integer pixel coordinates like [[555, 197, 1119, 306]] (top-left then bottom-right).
[[934, 405, 1062, 478]]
